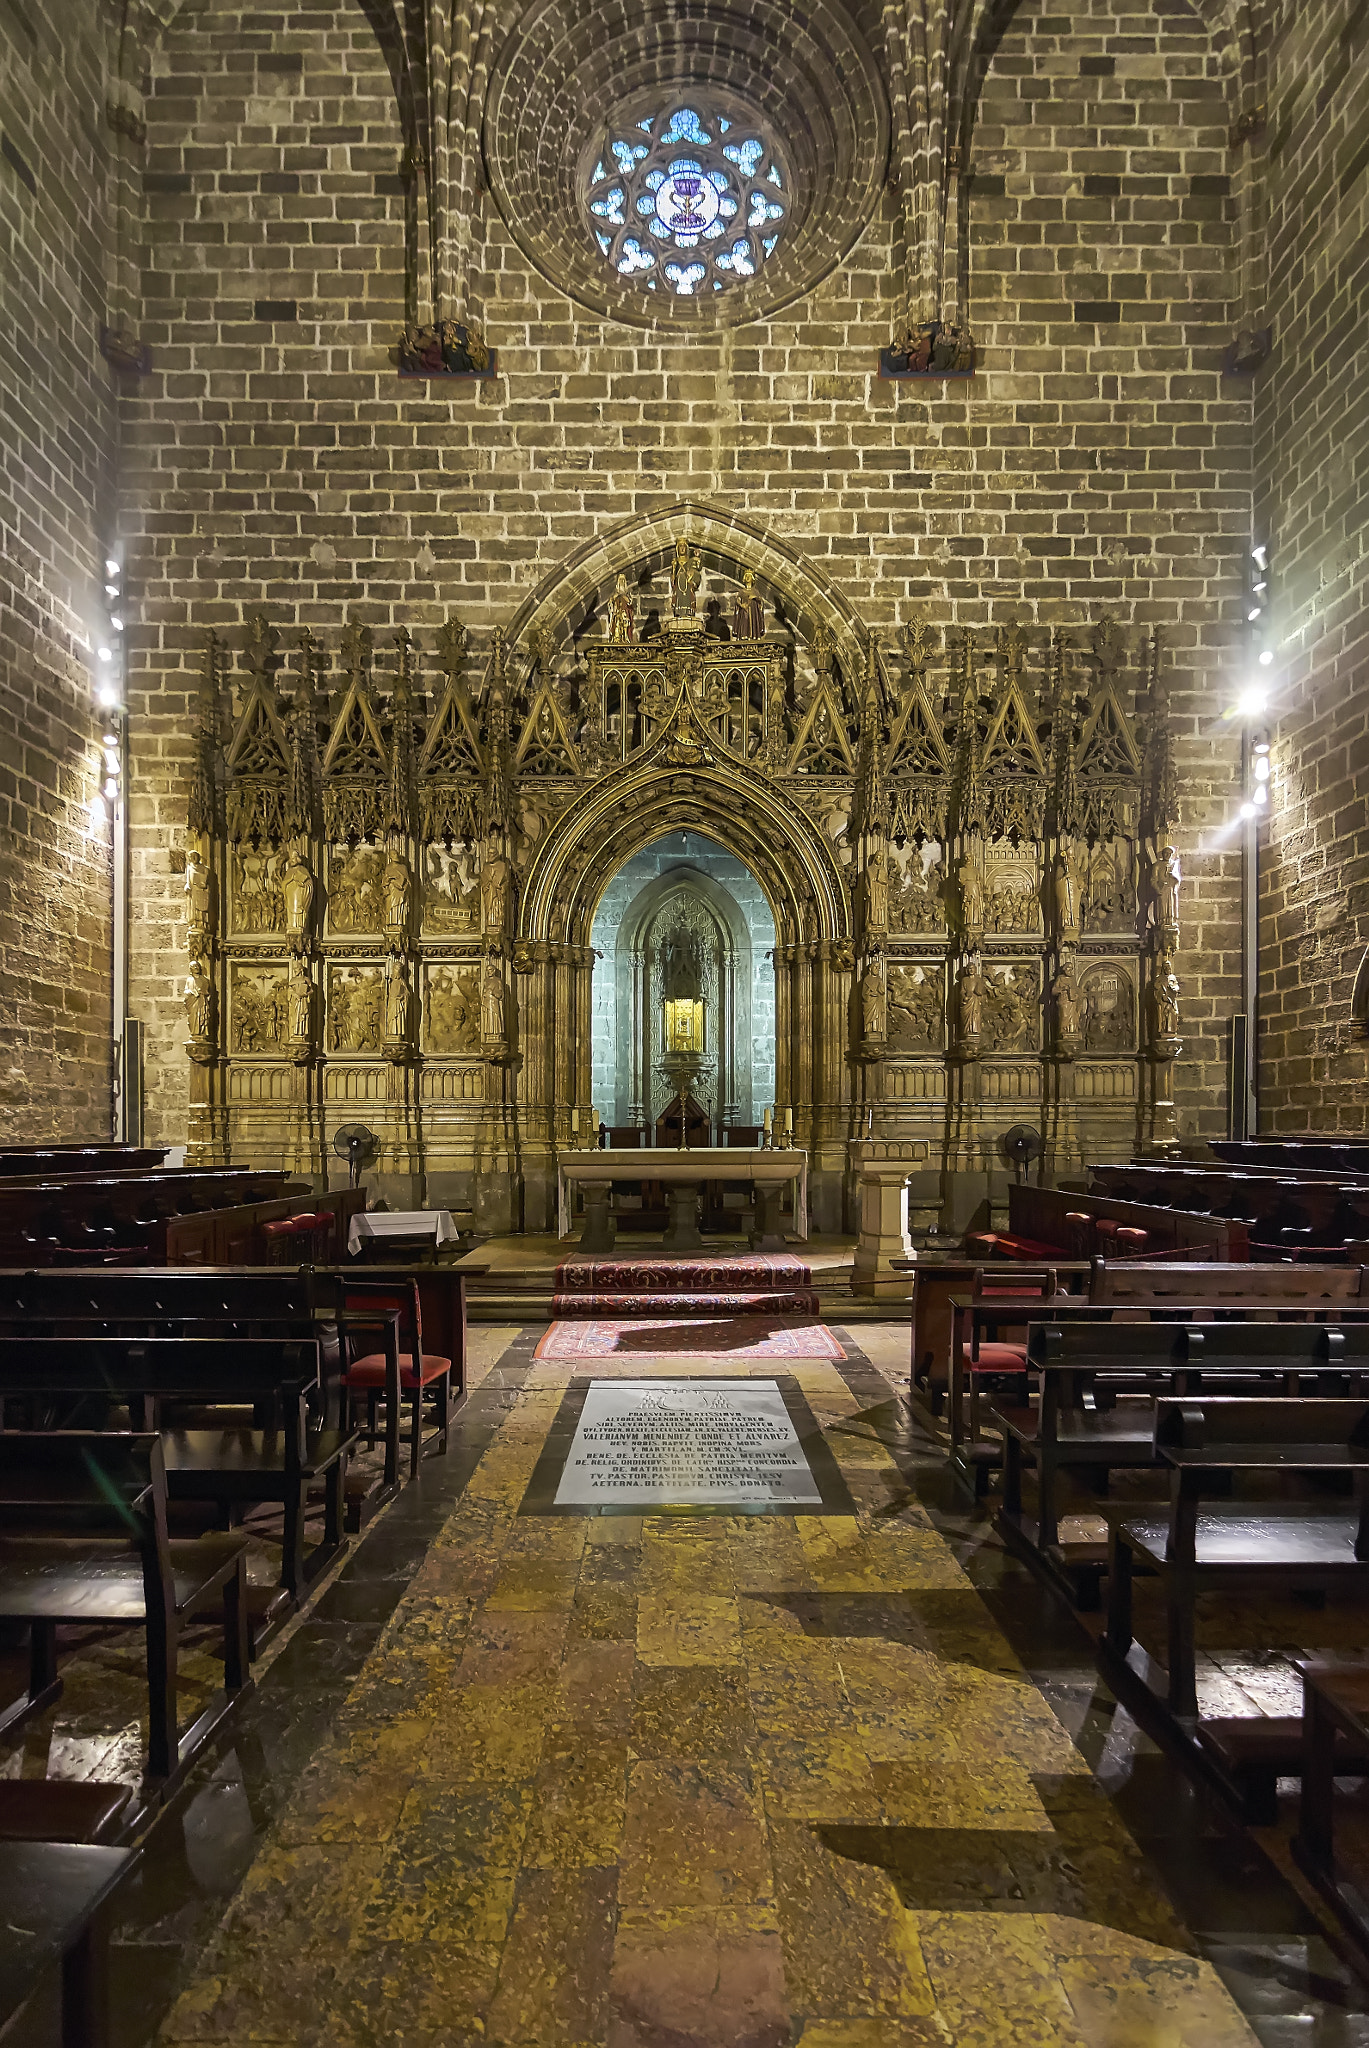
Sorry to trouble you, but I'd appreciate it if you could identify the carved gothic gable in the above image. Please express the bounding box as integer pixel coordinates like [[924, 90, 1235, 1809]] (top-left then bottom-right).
[[788, 674, 856, 775], [322, 627, 390, 843], [514, 677, 580, 777], [226, 618, 291, 845]]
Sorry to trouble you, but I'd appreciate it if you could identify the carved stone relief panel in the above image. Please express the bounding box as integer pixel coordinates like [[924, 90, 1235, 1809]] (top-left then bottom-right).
[[327, 844, 385, 935], [983, 842, 1041, 935], [425, 964, 481, 1053], [887, 963, 943, 1051], [230, 964, 288, 1052], [1083, 836, 1137, 934], [231, 849, 286, 936], [423, 843, 480, 932], [888, 840, 945, 932], [981, 961, 1040, 1054], [329, 964, 385, 1053], [1081, 961, 1135, 1053]]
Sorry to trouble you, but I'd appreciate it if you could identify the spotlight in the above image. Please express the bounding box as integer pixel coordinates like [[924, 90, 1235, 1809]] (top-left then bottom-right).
[[1254, 784, 1268, 805], [105, 582, 119, 598], [1258, 650, 1273, 666], [1239, 801, 1256, 820], [97, 646, 112, 663], [1236, 687, 1268, 718], [97, 686, 120, 709], [1252, 544, 1269, 570], [104, 777, 119, 799], [105, 557, 119, 576], [1247, 606, 1262, 623], [111, 617, 123, 632]]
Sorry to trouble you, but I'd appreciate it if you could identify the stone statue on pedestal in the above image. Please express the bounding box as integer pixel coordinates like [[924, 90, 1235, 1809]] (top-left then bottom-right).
[[282, 848, 314, 955], [607, 575, 637, 644], [669, 537, 702, 619]]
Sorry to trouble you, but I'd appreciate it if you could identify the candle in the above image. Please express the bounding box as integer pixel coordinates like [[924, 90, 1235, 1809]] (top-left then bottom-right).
[[785, 1107, 793, 1133], [763, 1105, 773, 1136], [571, 1108, 579, 1136]]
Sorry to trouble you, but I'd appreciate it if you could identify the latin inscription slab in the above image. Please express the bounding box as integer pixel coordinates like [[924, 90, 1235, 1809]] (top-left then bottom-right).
[[552, 1378, 823, 1507]]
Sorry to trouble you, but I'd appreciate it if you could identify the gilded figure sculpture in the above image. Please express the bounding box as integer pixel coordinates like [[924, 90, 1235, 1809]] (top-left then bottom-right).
[[480, 841, 511, 940], [957, 855, 984, 936], [606, 575, 637, 645], [860, 950, 887, 1043], [731, 569, 766, 641], [958, 953, 986, 1043], [1148, 842, 1181, 935], [1051, 949, 1083, 1050], [382, 847, 413, 952], [1053, 840, 1082, 940], [282, 847, 314, 954], [669, 537, 702, 619], [384, 955, 412, 1046], [185, 954, 215, 1046], [288, 954, 313, 1045]]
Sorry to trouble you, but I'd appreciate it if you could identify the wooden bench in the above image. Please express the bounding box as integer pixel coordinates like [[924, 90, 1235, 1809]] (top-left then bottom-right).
[[1, 1336, 358, 1597], [1092, 1259, 1369, 1308], [0, 1432, 250, 1779], [1292, 1659, 1369, 1955], [991, 1321, 1358, 1604], [1010, 1182, 1248, 1261], [0, 1841, 137, 2048], [1101, 1396, 1369, 1740]]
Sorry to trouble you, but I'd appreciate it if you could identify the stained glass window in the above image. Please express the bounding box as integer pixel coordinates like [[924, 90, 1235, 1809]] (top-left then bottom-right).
[[581, 96, 789, 300]]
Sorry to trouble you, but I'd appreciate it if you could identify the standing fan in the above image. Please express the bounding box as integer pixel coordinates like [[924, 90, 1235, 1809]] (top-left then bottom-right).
[[1003, 1124, 1042, 1183], [333, 1123, 378, 1188]]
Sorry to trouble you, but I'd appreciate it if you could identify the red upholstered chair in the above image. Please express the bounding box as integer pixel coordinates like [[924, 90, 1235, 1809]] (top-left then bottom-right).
[[341, 1277, 451, 1481], [959, 1266, 1064, 1498], [261, 1212, 335, 1265], [1095, 1220, 1148, 1258]]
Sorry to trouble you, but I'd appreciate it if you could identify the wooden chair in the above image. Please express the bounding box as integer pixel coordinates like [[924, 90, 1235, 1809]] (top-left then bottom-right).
[[0, 1337, 357, 1598], [341, 1277, 451, 1482], [0, 1841, 137, 2048], [947, 1267, 1064, 1496], [0, 1432, 250, 1778]]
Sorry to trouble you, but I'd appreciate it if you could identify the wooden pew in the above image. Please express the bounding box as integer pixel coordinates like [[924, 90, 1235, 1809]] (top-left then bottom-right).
[[0, 1168, 296, 1265], [1292, 1659, 1369, 1953], [0, 1432, 250, 1779], [1092, 1259, 1369, 1307], [0, 1266, 408, 1510], [0, 1841, 138, 2048], [904, 1256, 1092, 1407], [1, 1337, 357, 1598], [1009, 1182, 1247, 1260], [1099, 1397, 1369, 1822], [0, 1145, 168, 1178], [991, 1320, 1359, 1604]]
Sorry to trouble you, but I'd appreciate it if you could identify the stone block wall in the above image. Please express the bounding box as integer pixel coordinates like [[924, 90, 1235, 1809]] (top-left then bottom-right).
[[120, 0, 1249, 1152], [0, 0, 118, 1140], [1254, 0, 1369, 1130]]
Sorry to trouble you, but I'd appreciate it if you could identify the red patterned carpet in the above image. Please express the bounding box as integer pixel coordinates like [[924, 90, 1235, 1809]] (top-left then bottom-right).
[[535, 1315, 845, 1361], [552, 1252, 820, 1318]]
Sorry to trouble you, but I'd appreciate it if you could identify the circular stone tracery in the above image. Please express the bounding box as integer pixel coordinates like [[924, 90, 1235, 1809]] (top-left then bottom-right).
[[582, 97, 790, 301], [484, 0, 888, 330]]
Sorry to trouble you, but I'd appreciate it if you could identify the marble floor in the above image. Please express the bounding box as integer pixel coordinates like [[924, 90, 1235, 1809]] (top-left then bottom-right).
[[147, 1328, 1271, 2048]]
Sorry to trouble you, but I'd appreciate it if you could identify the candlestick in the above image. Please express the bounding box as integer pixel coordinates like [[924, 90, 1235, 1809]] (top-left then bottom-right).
[[784, 1107, 793, 1132]]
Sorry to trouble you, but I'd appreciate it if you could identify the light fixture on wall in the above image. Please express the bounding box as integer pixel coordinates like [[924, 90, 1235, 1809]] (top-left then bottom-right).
[[1231, 538, 1273, 1141], [95, 551, 135, 1142]]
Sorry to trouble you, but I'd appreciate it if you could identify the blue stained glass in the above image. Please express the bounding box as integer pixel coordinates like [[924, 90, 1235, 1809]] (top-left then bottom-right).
[[714, 278, 724, 289], [662, 107, 711, 145], [595, 231, 611, 252], [612, 139, 649, 173], [703, 218, 724, 239], [644, 169, 665, 189], [718, 193, 738, 218], [723, 137, 764, 176], [664, 258, 707, 294], [617, 238, 655, 274], [638, 117, 653, 131], [648, 217, 670, 240], [592, 187, 626, 223], [592, 159, 606, 182], [767, 164, 782, 186], [636, 193, 655, 216], [718, 118, 731, 132], [762, 234, 778, 254], [747, 193, 784, 227], [668, 156, 703, 176], [707, 169, 729, 192], [715, 240, 756, 276]]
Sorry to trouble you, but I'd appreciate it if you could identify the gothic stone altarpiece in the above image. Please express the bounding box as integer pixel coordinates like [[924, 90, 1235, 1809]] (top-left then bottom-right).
[[183, 540, 1185, 1230]]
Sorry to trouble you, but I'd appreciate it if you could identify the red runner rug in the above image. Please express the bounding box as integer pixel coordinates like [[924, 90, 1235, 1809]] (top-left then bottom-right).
[[535, 1316, 846, 1361]]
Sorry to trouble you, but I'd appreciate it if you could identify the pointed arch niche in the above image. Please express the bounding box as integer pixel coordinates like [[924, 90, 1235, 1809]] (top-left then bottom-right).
[[589, 831, 777, 1133]]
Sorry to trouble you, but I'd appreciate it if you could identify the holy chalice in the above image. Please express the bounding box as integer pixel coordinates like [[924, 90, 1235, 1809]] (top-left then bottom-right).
[[658, 997, 712, 1149]]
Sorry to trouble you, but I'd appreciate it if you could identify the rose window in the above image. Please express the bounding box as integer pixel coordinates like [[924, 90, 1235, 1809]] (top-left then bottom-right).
[[582, 99, 789, 299]]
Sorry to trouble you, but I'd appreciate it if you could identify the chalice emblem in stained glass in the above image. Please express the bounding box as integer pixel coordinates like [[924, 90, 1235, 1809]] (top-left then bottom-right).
[[653, 162, 720, 244]]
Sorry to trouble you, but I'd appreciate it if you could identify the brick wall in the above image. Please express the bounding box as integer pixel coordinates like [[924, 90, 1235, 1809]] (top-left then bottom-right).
[[1254, 0, 1369, 1131], [0, 0, 118, 1141], [124, 0, 1248, 1148]]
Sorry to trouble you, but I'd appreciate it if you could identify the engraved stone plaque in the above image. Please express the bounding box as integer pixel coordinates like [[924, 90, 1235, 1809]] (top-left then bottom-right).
[[552, 1378, 822, 1508]]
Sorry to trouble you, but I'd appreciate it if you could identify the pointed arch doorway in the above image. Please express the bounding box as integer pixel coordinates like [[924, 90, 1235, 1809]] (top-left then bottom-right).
[[590, 830, 777, 1139]]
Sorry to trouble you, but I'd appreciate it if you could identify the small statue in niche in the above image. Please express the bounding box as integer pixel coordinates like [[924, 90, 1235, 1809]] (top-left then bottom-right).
[[1053, 840, 1083, 941], [184, 953, 215, 1046], [480, 840, 512, 939], [860, 950, 888, 1043], [482, 950, 507, 1045], [1050, 948, 1084, 1052], [1148, 842, 1182, 936], [1150, 950, 1182, 1044], [606, 574, 637, 645], [731, 568, 767, 641], [185, 845, 217, 947], [669, 536, 702, 619], [287, 954, 313, 1046], [661, 927, 704, 1001], [282, 847, 314, 955], [958, 952, 986, 1044], [382, 847, 412, 953], [384, 955, 412, 1047], [957, 855, 984, 936], [861, 840, 888, 935]]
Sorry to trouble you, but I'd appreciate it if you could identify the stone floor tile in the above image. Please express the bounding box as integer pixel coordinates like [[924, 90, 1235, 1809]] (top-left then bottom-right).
[[636, 1591, 744, 1665], [522, 1729, 629, 1867], [768, 1818, 936, 2018], [484, 1867, 617, 2045], [871, 1757, 1052, 1831], [608, 1907, 790, 2048], [915, 1913, 1090, 2047], [418, 1679, 553, 1783], [630, 1661, 757, 1758], [620, 1758, 772, 1911], [758, 1735, 885, 1822]]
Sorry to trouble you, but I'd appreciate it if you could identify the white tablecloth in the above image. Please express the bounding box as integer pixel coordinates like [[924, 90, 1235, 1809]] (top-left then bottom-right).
[[347, 1209, 460, 1256]]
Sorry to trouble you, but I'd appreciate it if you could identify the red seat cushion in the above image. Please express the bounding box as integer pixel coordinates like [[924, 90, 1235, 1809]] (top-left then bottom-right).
[[346, 1351, 451, 1390], [961, 1341, 1029, 1372]]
